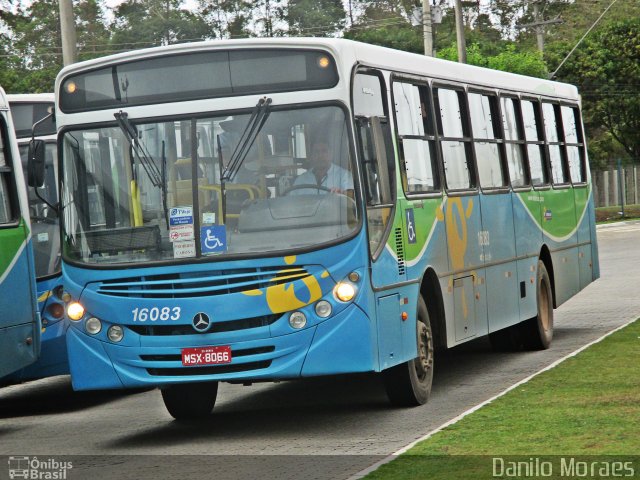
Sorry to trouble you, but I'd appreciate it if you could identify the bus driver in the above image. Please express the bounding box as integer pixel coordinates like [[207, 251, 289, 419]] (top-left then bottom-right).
[[292, 141, 353, 195]]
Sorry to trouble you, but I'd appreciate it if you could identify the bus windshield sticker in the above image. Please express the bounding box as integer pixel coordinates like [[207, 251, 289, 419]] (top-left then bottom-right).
[[173, 240, 196, 258], [169, 206, 193, 226], [202, 212, 216, 224], [169, 224, 194, 242], [201, 225, 227, 255]]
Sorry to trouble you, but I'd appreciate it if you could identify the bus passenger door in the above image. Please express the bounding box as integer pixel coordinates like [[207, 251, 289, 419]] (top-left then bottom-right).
[[468, 91, 518, 335], [434, 85, 486, 344], [353, 71, 413, 367]]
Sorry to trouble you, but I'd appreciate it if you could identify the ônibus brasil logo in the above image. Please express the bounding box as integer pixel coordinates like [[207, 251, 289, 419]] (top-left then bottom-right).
[[8, 456, 73, 479]]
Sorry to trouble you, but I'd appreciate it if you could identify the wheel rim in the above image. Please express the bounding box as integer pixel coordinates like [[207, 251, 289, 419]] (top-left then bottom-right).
[[539, 277, 551, 332], [415, 321, 433, 381]]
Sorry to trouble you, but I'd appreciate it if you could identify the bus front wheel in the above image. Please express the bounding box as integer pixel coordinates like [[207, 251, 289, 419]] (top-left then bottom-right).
[[161, 381, 219, 420], [383, 297, 434, 407]]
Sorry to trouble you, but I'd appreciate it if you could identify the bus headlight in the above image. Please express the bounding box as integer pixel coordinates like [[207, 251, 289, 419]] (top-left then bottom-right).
[[107, 325, 124, 343], [334, 282, 356, 302], [315, 300, 332, 318], [67, 302, 85, 321], [85, 317, 102, 335], [289, 311, 307, 329]]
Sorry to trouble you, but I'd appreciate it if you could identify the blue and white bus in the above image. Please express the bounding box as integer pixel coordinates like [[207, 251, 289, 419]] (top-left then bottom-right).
[[0, 88, 40, 379], [47, 39, 598, 419], [5, 94, 69, 383]]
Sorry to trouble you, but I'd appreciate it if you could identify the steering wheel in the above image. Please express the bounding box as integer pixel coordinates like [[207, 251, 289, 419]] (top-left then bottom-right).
[[282, 184, 337, 196]]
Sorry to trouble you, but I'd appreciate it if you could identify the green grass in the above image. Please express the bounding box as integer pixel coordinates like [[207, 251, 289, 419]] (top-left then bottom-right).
[[365, 320, 640, 479], [595, 204, 640, 223]]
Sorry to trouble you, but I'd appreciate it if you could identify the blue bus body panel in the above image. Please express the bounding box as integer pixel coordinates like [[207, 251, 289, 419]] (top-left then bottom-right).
[[0, 238, 40, 379], [65, 233, 380, 390], [6, 275, 69, 382]]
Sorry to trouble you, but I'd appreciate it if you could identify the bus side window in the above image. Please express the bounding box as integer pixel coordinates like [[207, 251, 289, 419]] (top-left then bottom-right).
[[542, 102, 569, 185], [561, 105, 586, 184], [434, 87, 474, 191], [393, 81, 439, 194], [501, 97, 528, 187], [468, 92, 506, 189], [0, 118, 17, 224], [521, 99, 548, 186]]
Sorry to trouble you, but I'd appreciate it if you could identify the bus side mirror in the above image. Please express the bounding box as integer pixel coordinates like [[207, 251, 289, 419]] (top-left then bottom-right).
[[27, 139, 46, 188]]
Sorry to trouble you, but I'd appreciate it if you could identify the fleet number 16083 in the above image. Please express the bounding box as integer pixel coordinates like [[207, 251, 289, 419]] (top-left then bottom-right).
[[131, 307, 181, 322]]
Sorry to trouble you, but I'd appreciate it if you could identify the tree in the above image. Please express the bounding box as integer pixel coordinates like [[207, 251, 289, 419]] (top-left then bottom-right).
[[436, 43, 548, 78], [76, 0, 111, 61], [198, 0, 258, 38], [0, 0, 63, 92], [557, 19, 640, 166], [345, 23, 421, 53], [344, 0, 420, 51], [111, 0, 209, 49], [284, 0, 346, 37]]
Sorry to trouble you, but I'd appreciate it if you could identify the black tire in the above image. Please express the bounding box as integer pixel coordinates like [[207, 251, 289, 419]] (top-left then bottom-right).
[[160, 381, 219, 420], [383, 297, 434, 407], [523, 260, 554, 350]]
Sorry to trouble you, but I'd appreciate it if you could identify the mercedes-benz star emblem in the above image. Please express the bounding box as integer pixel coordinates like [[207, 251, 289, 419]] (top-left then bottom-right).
[[192, 312, 211, 333]]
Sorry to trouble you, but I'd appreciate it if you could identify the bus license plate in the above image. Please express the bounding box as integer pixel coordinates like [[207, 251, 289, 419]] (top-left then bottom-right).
[[182, 346, 232, 366]]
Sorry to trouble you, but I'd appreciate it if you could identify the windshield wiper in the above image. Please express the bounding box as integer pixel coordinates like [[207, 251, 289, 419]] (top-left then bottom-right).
[[114, 110, 163, 187], [222, 97, 272, 182]]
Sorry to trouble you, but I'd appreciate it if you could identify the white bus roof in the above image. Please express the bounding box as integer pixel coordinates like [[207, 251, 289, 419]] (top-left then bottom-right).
[[7, 93, 55, 103], [56, 38, 579, 102]]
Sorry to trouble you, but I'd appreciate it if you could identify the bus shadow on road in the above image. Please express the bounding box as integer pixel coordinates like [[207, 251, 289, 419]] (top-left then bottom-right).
[[0, 376, 151, 419], [102, 374, 394, 449]]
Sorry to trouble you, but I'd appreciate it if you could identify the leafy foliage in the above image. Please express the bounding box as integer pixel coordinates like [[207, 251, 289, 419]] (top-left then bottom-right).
[[437, 43, 548, 78], [284, 0, 346, 37], [110, 0, 208, 48], [556, 19, 640, 166]]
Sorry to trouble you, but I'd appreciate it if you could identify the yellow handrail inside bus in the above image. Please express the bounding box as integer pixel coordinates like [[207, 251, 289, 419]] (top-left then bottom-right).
[[131, 180, 143, 227]]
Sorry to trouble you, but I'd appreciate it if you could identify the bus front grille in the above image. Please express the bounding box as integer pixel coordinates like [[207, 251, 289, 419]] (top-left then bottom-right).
[[146, 360, 271, 376], [127, 314, 281, 336], [95, 266, 310, 299]]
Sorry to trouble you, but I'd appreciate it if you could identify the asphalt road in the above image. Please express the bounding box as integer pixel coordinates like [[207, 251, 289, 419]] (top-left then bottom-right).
[[1, 222, 639, 480]]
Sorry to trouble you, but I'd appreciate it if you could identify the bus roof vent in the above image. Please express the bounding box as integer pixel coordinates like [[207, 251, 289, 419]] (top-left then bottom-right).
[[395, 228, 406, 276]]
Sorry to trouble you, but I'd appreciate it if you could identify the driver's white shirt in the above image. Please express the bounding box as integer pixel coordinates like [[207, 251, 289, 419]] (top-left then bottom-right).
[[292, 163, 353, 194]]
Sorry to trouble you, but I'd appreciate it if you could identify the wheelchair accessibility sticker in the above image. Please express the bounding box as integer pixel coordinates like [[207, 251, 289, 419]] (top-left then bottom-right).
[[201, 225, 227, 254], [406, 208, 417, 244]]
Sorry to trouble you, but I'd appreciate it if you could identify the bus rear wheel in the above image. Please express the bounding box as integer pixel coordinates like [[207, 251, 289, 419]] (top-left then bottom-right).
[[161, 381, 219, 420], [490, 260, 554, 351], [383, 297, 434, 407], [524, 260, 554, 350]]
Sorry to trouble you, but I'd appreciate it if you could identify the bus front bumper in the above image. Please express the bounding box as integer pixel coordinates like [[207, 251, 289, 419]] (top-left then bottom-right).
[[66, 303, 376, 390]]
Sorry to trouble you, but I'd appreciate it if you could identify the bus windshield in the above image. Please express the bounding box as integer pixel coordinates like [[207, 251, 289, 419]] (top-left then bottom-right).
[[61, 104, 358, 265], [19, 141, 61, 278]]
